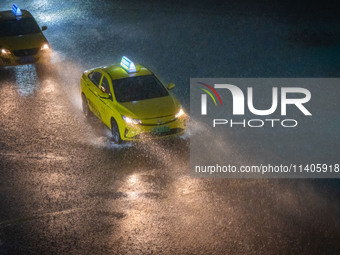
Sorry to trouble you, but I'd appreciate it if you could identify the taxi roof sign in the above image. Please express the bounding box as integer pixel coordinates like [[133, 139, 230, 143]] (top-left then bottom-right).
[[12, 4, 22, 16], [120, 56, 137, 73]]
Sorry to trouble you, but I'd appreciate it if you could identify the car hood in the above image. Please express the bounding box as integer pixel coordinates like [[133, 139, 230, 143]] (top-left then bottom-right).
[[0, 33, 46, 50], [120, 95, 179, 119]]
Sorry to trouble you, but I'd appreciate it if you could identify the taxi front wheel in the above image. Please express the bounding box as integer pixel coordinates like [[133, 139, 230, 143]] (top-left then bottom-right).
[[111, 119, 122, 144]]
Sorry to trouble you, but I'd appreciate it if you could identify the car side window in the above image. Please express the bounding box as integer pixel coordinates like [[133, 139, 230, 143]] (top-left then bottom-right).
[[89, 71, 102, 87], [101, 76, 111, 94]]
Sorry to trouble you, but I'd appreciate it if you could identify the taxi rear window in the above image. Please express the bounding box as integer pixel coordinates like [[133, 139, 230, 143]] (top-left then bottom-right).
[[0, 18, 41, 37], [113, 75, 169, 102]]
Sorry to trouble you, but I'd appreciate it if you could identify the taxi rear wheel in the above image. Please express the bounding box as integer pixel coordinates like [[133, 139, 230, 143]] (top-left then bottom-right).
[[82, 94, 91, 118], [111, 119, 122, 144]]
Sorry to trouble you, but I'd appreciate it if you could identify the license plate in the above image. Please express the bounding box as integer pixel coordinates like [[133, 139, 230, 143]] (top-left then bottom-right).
[[151, 126, 170, 134], [19, 56, 35, 63]]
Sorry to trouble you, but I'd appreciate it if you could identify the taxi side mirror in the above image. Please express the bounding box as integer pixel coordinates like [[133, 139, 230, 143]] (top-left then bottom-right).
[[42, 26, 47, 31], [167, 83, 175, 90], [99, 86, 111, 99], [99, 92, 111, 99]]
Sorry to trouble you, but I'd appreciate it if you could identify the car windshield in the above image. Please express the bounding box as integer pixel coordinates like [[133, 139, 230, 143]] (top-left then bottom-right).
[[113, 75, 169, 102], [0, 18, 41, 37]]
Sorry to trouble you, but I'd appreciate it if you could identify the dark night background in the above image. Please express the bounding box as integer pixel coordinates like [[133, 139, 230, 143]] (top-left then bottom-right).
[[0, 0, 339, 254]]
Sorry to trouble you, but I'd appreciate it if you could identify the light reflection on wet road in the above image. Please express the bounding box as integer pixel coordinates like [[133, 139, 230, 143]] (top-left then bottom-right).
[[1, 0, 340, 254]]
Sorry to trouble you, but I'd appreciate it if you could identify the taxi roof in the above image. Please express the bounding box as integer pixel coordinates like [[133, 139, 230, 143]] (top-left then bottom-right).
[[102, 64, 153, 80], [0, 10, 33, 21]]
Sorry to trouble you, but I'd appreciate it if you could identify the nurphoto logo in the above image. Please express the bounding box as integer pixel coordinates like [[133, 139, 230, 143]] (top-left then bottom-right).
[[198, 82, 312, 128]]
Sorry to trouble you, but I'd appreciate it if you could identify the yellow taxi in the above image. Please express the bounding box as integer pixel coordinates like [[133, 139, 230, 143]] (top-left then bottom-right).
[[80, 56, 186, 143], [0, 4, 50, 67]]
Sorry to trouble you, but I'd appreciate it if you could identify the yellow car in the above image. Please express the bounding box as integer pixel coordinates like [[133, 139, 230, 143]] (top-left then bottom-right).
[[0, 4, 50, 67], [80, 56, 186, 143]]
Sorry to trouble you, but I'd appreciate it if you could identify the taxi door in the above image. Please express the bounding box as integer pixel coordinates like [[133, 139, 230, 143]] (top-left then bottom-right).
[[86, 70, 103, 119], [97, 74, 114, 127]]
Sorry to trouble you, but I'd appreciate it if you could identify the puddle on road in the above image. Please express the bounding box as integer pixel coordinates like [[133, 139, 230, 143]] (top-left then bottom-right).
[[0, 151, 66, 161]]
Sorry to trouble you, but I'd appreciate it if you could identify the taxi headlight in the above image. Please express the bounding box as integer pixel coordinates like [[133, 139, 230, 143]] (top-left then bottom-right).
[[175, 108, 185, 119], [122, 115, 141, 125], [40, 43, 49, 51], [1, 48, 11, 55]]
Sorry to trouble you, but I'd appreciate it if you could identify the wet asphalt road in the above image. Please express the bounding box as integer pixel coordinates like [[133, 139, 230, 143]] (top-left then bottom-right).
[[1, 0, 340, 254]]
